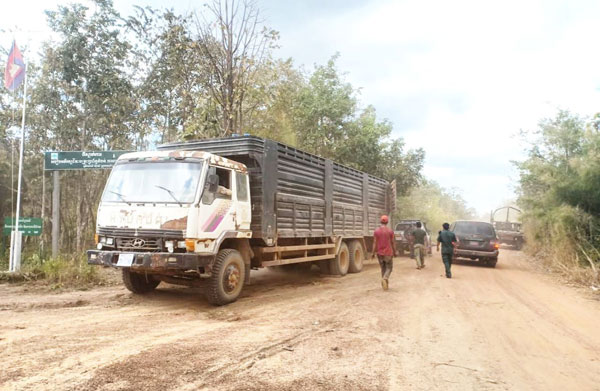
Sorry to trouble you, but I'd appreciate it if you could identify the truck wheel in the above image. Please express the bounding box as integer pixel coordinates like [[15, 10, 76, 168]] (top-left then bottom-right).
[[207, 249, 245, 306], [122, 269, 160, 294], [348, 240, 364, 273], [488, 258, 498, 268], [330, 242, 350, 276]]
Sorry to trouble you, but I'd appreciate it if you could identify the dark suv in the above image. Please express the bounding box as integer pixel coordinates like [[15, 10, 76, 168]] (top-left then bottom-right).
[[451, 220, 499, 267]]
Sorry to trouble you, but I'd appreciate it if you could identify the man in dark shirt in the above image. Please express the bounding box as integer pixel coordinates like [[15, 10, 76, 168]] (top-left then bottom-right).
[[411, 222, 427, 269], [436, 222, 458, 278], [372, 215, 397, 290]]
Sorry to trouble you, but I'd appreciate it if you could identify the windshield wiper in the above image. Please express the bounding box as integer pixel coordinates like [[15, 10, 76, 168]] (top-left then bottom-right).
[[155, 185, 183, 206], [109, 190, 131, 205]]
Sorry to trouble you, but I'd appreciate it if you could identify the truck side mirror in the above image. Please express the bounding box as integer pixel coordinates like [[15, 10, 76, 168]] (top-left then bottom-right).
[[207, 174, 219, 193]]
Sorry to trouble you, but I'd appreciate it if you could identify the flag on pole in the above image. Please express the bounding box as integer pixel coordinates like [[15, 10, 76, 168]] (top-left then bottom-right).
[[4, 41, 26, 92]]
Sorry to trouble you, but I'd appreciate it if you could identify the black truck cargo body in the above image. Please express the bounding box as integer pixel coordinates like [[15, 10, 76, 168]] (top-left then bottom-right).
[[159, 136, 394, 242]]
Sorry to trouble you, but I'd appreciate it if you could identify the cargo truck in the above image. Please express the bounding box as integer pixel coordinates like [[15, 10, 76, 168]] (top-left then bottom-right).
[[87, 136, 396, 305], [491, 206, 524, 250]]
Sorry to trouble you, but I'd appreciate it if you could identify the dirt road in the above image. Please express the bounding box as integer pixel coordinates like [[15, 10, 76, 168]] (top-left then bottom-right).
[[1, 249, 599, 391]]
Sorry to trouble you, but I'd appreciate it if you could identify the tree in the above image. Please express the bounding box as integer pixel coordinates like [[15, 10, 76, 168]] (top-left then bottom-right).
[[516, 110, 600, 279], [396, 180, 476, 232], [192, 0, 279, 136], [127, 7, 210, 144], [292, 55, 424, 193], [32, 0, 137, 252]]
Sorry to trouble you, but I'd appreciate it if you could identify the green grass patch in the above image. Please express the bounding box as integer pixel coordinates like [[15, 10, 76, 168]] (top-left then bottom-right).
[[0, 253, 107, 289]]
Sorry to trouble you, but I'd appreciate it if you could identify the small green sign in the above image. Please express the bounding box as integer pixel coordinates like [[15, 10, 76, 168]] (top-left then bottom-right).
[[3, 217, 43, 236], [44, 151, 131, 171]]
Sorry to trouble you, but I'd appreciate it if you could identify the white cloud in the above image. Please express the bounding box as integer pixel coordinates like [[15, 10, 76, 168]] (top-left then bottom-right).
[[3, 0, 599, 214], [272, 0, 600, 213]]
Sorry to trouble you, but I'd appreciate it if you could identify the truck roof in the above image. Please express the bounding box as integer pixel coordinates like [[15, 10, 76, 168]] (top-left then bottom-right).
[[159, 135, 389, 184], [117, 150, 247, 173]]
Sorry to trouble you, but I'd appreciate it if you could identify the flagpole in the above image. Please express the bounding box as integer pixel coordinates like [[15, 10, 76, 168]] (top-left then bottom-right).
[[10, 63, 27, 272]]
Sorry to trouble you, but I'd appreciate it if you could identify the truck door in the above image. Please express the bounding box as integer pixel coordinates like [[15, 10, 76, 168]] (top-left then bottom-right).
[[234, 171, 251, 230], [200, 166, 237, 234]]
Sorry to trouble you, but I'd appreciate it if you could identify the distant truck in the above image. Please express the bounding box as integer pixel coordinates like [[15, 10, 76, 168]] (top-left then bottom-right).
[[491, 206, 524, 250], [394, 219, 432, 257], [87, 136, 396, 305]]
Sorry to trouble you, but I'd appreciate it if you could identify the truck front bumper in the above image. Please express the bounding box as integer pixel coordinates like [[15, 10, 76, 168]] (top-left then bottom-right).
[[87, 250, 214, 272], [455, 249, 499, 259]]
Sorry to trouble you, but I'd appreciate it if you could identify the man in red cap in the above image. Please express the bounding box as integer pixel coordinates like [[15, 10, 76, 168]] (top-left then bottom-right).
[[371, 215, 397, 290]]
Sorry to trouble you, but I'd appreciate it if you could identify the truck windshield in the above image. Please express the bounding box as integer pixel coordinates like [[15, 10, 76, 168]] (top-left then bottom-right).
[[102, 161, 203, 204]]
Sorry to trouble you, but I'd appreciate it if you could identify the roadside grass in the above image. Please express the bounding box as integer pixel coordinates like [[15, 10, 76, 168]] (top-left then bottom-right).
[[525, 234, 600, 294], [0, 253, 114, 289]]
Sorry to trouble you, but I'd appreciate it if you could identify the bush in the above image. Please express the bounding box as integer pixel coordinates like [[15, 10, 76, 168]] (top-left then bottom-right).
[[0, 253, 106, 289]]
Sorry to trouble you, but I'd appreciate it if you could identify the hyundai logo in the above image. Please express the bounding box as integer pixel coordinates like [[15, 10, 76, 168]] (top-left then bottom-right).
[[132, 238, 146, 248]]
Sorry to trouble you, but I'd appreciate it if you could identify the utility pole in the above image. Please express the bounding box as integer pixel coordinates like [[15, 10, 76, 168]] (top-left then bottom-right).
[[52, 171, 60, 258], [9, 63, 27, 272]]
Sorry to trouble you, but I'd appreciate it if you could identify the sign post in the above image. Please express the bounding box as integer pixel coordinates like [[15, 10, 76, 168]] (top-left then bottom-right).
[[44, 151, 130, 258], [3, 217, 43, 236], [44, 151, 129, 170]]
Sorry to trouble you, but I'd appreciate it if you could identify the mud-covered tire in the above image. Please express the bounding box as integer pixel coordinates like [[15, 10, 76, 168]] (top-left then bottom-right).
[[487, 258, 498, 268], [330, 242, 350, 276], [348, 240, 364, 273], [122, 269, 160, 294], [207, 249, 245, 306]]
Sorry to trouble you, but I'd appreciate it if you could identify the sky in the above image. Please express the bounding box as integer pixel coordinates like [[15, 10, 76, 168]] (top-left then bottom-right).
[[2, 0, 600, 214]]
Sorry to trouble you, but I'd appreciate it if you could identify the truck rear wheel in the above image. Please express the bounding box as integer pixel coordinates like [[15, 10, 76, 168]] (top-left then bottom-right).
[[348, 240, 364, 273], [122, 269, 160, 294], [207, 249, 245, 306], [330, 242, 349, 276]]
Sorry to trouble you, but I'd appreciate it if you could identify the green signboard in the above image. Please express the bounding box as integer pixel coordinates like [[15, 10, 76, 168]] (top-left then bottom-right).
[[3, 217, 43, 236], [44, 151, 130, 171]]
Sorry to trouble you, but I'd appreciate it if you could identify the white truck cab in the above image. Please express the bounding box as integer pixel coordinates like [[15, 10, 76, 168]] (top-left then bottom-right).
[[89, 150, 252, 304]]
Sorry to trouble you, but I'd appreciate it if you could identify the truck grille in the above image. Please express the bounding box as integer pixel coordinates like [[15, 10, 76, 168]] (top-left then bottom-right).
[[97, 227, 184, 239], [116, 237, 162, 251]]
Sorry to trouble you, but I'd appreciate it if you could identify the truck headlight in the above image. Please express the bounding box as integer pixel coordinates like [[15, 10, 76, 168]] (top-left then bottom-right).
[[106, 237, 114, 245], [100, 236, 106, 244], [165, 240, 174, 253], [97, 243, 103, 250]]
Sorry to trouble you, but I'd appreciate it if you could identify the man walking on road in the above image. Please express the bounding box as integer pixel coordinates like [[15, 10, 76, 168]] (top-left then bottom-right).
[[372, 215, 397, 290], [437, 222, 458, 278], [411, 222, 427, 270]]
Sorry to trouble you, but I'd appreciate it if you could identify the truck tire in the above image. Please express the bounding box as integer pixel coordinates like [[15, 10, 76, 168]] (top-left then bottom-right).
[[330, 242, 350, 276], [348, 240, 364, 273], [122, 269, 160, 294], [206, 249, 245, 306], [487, 258, 498, 268]]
